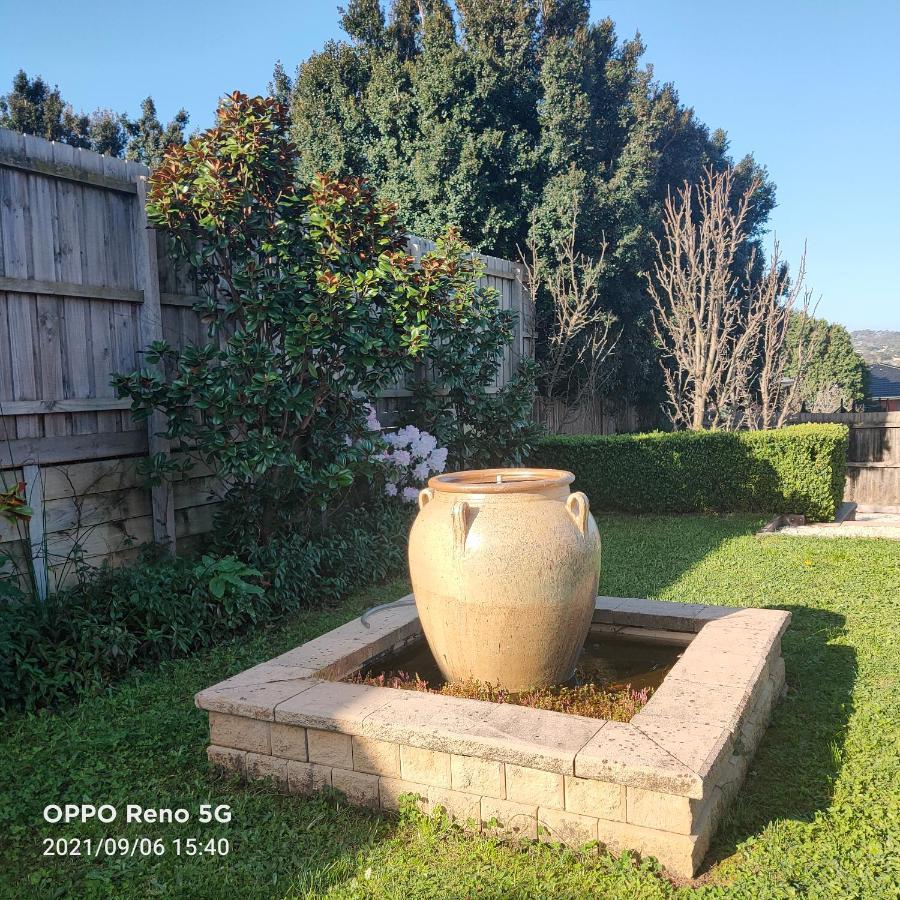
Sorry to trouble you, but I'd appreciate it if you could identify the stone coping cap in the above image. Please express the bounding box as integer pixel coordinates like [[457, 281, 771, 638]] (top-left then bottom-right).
[[197, 595, 788, 794]]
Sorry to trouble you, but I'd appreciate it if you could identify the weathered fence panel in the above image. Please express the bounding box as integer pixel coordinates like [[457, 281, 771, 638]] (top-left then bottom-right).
[[0, 129, 532, 589], [794, 410, 900, 509]]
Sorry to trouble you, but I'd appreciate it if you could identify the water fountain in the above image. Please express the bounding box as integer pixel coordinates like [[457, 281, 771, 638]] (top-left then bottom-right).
[[196, 468, 789, 878]]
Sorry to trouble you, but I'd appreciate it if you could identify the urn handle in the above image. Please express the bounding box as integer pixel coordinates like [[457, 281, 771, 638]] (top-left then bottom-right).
[[566, 492, 590, 536], [451, 500, 470, 554], [418, 487, 434, 510]]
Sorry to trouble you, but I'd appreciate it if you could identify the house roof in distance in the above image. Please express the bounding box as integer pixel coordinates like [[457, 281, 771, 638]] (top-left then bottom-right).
[[868, 363, 900, 399]]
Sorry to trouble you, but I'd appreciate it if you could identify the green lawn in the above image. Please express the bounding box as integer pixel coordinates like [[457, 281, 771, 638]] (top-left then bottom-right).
[[1, 515, 898, 899]]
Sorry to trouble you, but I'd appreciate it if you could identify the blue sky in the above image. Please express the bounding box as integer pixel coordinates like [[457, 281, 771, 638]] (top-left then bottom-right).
[[3, 0, 898, 330]]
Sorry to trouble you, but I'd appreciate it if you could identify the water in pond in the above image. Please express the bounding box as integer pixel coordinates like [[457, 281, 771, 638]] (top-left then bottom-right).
[[353, 631, 684, 694]]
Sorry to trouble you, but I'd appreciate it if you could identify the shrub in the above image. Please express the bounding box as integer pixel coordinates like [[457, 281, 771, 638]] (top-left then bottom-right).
[[530, 424, 848, 522], [113, 92, 482, 543], [0, 502, 412, 714]]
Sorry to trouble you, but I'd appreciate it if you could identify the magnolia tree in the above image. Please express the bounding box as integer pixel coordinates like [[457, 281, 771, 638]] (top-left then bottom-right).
[[114, 93, 481, 543]]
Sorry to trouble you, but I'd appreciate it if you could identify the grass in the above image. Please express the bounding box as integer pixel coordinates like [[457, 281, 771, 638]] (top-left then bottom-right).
[[0, 514, 898, 898]]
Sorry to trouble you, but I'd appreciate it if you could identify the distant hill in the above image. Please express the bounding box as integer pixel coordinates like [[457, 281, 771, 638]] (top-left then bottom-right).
[[851, 330, 900, 366]]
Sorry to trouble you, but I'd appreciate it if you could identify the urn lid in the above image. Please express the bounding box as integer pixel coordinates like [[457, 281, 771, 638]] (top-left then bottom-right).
[[428, 468, 575, 494]]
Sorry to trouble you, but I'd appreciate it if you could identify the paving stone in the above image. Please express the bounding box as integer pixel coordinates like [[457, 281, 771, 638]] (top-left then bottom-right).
[[700, 608, 791, 642], [275, 681, 397, 733], [360, 690, 495, 747], [207, 744, 245, 777], [481, 797, 538, 841], [429, 787, 481, 825], [593, 597, 711, 632], [307, 729, 353, 768], [400, 745, 452, 787], [626, 786, 699, 834], [537, 807, 597, 846], [564, 776, 624, 821], [271, 723, 308, 761], [641, 676, 754, 729], [379, 777, 428, 813], [352, 736, 400, 777], [634, 713, 733, 781], [196, 679, 317, 721], [202, 661, 319, 689], [505, 765, 564, 809], [667, 629, 771, 691], [451, 755, 505, 799], [575, 721, 703, 798], [271, 603, 420, 678], [361, 692, 603, 774], [332, 768, 379, 808], [209, 713, 270, 754], [245, 753, 288, 790], [287, 761, 332, 795]]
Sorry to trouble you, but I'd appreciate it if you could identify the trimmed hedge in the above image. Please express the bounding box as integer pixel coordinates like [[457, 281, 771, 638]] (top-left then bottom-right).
[[530, 424, 848, 522]]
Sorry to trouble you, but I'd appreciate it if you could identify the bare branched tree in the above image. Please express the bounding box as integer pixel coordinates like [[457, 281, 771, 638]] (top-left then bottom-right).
[[743, 241, 819, 429], [522, 200, 620, 433], [648, 166, 815, 430]]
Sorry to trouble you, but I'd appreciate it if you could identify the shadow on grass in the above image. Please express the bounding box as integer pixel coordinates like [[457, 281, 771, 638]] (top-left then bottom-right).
[[706, 603, 856, 868]]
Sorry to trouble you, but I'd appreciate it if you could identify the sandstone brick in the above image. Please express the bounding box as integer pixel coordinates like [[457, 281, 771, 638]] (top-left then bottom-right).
[[400, 745, 452, 787], [596, 817, 705, 879], [428, 787, 481, 825], [564, 776, 624, 821], [271, 723, 308, 761], [451, 754, 505, 799], [481, 797, 538, 841], [287, 760, 332, 795], [626, 786, 698, 834], [352, 736, 400, 777], [379, 777, 428, 813], [207, 744, 246, 777], [734, 675, 776, 756], [505, 764, 564, 809], [209, 712, 270, 754], [537, 807, 597, 846], [308, 729, 353, 768], [245, 752, 288, 790], [332, 768, 379, 808]]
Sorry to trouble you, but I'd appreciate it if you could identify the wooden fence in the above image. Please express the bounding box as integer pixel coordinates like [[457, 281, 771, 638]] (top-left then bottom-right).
[[0, 128, 532, 593], [794, 410, 900, 510]]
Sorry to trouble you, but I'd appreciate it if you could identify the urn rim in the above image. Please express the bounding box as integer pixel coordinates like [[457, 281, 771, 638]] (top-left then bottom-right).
[[427, 467, 575, 494]]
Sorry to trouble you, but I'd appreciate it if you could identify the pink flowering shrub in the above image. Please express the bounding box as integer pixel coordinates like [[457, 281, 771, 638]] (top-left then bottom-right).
[[364, 405, 448, 503]]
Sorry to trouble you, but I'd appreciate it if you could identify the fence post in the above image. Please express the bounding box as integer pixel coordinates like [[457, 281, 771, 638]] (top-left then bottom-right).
[[22, 463, 48, 600], [132, 177, 176, 552]]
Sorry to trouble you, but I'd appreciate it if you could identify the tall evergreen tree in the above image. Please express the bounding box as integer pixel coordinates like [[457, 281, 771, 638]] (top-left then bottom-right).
[[289, 3, 777, 412], [1, 71, 183, 167], [123, 97, 189, 169]]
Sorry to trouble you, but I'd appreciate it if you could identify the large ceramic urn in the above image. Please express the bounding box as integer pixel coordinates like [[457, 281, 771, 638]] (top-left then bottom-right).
[[408, 468, 601, 691]]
